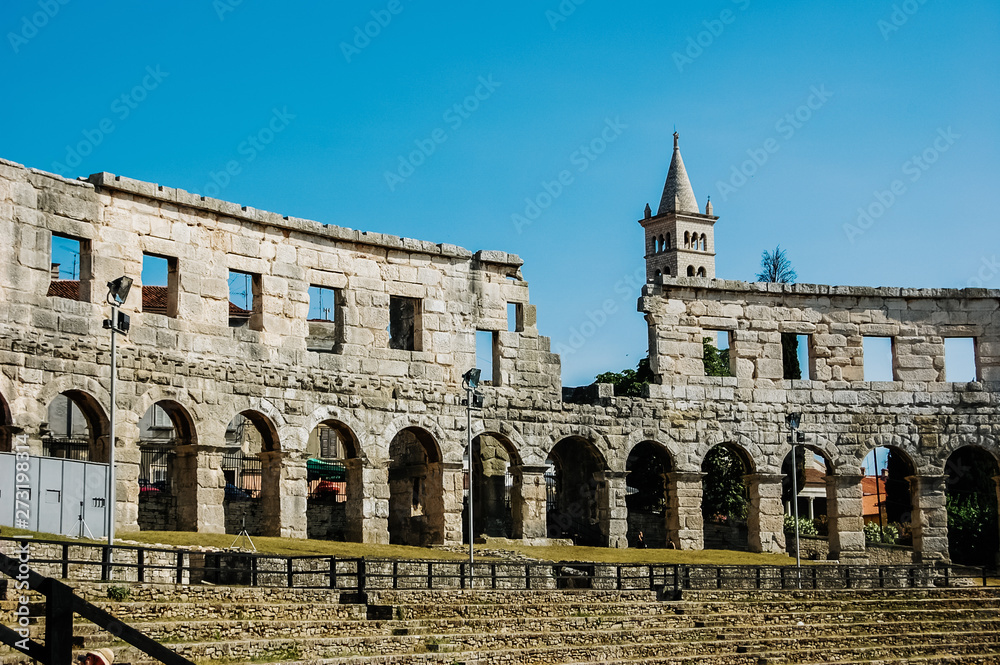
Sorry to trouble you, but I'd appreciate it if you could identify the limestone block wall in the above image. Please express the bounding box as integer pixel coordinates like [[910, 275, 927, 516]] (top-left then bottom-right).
[[1, 158, 999, 565]]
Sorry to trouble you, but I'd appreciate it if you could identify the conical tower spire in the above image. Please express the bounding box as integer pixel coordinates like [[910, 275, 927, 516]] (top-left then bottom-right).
[[657, 132, 698, 215]]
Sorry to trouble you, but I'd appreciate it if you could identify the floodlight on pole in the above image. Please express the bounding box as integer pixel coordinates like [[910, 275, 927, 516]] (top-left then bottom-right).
[[102, 277, 132, 560], [462, 367, 483, 583], [786, 412, 803, 588]]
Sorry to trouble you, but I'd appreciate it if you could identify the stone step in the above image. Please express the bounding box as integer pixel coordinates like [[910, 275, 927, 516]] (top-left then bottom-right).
[[47, 624, 1000, 665]]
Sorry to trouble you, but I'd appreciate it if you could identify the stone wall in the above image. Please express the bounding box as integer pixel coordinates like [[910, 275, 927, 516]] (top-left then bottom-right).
[[1, 157, 999, 564]]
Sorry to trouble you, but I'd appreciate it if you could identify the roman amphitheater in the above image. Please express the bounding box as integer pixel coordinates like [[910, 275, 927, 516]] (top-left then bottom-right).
[[1, 134, 998, 568]]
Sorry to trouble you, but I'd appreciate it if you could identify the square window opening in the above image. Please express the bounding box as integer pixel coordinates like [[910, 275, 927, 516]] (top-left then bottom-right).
[[944, 337, 978, 382], [782, 333, 812, 380], [508, 302, 524, 333], [228, 270, 261, 329], [476, 330, 500, 385], [308, 286, 342, 353], [703, 330, 732, 377], [389, 296, 421, 351], [48, 233, 91, 301], [141, 253, 178, 317], [863, 337, 896, 381]]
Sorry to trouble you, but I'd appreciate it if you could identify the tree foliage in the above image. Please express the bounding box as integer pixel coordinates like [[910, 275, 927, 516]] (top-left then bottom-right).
[[703, 337, 730, 377], [701, 445, 749, 521], [594, 356, 654, 397], [946, 447, 1000, 566], [756, 245, 797, 283], [781, 332, 802, 380]]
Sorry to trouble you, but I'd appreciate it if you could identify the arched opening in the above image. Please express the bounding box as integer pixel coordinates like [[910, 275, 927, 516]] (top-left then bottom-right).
[[305, 420, 361, 541], [782, 447, 833, 557], [0, 391, 12, 452], [945, 446, 999, 566], [684, 231, 690, 248], [626, 441, 673, 548], [466, 432, 521, 542], [654, 270, 662, 280], [388, 427, 443, 546], [664, 266, 671, 276], [687, 266, 695, 277], [701, 233, 708, 251], [702, 444, 752, 551], [665, 233, 671, 249], [697, 267, 706, 277], [222, 411, 279, 536], [42, 391, 108, 462], [138, 401, 194, 532], [546, 436, 607, 546], [656, 235, 663, 253], [861, 446, 914, 548]]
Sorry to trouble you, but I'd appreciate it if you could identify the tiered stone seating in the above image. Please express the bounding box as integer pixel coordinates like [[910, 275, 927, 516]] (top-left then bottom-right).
[[2, 582, 999, 664]]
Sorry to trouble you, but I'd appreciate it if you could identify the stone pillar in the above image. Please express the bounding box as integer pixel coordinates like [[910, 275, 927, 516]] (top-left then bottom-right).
[[512, 464, 548, 541], [260, 451, 307, 539], [665, 471, 704, 550], [173, 444, 226, 534], [908, 474, 949, 564], [746, 473, 786, 553], [440, 461, 464, 546], [602, 471, 628, 548], [114, 440, 141, 533], [826, 474, 867, 563], [807, 497, 814, 520], [343, 459, 389, 544]]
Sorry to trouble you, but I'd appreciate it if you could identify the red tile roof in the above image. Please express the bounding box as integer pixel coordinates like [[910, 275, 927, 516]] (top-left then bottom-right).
[[142, 285, 168, 313], [46, 280, 80, 300], [47, 281, 251, 317]]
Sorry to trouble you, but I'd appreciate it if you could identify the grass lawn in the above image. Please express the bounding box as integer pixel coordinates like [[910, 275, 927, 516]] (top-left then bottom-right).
[[3, 526, 800, 565]]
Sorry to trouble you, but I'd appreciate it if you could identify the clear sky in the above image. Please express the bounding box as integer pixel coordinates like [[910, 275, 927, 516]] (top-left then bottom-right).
[[3, 1, 997, 386]]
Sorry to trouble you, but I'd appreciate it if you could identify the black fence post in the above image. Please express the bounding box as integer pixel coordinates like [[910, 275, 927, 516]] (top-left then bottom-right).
[[61, 543, 69, 580], [392, 561, 399, 590], [43, 578, 74, 665], [175, 553, 184, 585], [427, 562, 433, 589], [250, 556, 258, 587], [755, 567, 761, 590], [329, 557, 338, 589], [617, 565, 623, 591], [100, 546, 111, 582], [525, 564, 531, 590], [137, 548, 145, 583], [845, 566, 851, 589], [491, 562, 497, 590], [357, 558, 367, 593]]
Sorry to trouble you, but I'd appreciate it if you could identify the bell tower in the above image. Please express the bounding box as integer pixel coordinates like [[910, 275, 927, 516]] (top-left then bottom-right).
[[640, 132, 718, 281]]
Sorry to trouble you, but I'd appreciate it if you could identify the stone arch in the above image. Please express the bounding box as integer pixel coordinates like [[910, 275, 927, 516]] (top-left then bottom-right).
[[860, 443, 916, 545], [684, 231, 690, 247], [221, 408, 282, 537], [381, 414, 450, 462], [625, 439, 675, 548], [388, 426, 444, 546], [545, 436, 609, 546], [39, 388, 110, 462], [687, 265, 695, 277], [305, 415, 366, 542], [665, 233, 671, 249], [0, 387, 11, 452], [944, 445, 999, 566], [700, 233, 708, 250], [304, 404, 370, 461], [132, 386, 202, 446], [136, 398, 198, 533], [700, 442, 755, 551], [468, 430, 522, 541], [781, 444, 834, 552], [542, 425, 614, 471]]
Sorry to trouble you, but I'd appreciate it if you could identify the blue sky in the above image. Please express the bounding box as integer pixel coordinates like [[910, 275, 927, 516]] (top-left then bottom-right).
[[4, 1, 998, 386]]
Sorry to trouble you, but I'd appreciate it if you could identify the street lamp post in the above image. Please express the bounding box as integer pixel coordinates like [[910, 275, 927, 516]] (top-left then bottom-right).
[[462, 368, 482, 584], [102, 277, 133, 551], [786, 412, 804, 587]]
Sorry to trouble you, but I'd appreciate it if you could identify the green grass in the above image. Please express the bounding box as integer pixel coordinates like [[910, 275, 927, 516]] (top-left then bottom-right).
[[3, 526, 803, 566]]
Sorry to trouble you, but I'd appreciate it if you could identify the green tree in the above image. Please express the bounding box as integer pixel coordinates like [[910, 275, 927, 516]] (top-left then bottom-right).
[[703, 337, 730, 377], [946, 447, 1000, 566], [755, 245, 797, 283], [594, 356, 654, 397], [701, 445, 749, 521], [781, 332, 801, 380]]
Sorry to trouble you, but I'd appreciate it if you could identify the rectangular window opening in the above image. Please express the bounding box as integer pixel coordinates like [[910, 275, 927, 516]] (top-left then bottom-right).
[[703, 330, 732, 377], [476, 330, 500, 385], [863, 337, 896, 381], [141, 253, 178, 317], [944, 337, 978, 382], [308, 285, 341, 353], [782, 333, 812, 380], [47, 233, 91, 301], [228, 269, 260, 329], [508, 302, 523, 333], [389, 296, 421, 351]]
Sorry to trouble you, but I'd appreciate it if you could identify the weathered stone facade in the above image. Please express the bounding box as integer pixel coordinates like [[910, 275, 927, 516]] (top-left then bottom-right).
[[1, 152, 998, 564]]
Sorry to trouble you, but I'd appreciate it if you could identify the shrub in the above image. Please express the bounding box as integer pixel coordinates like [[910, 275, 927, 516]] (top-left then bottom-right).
[[783, 514, 818, 537], [106, 585, 131, 601], [864, 521, 899, 545]]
